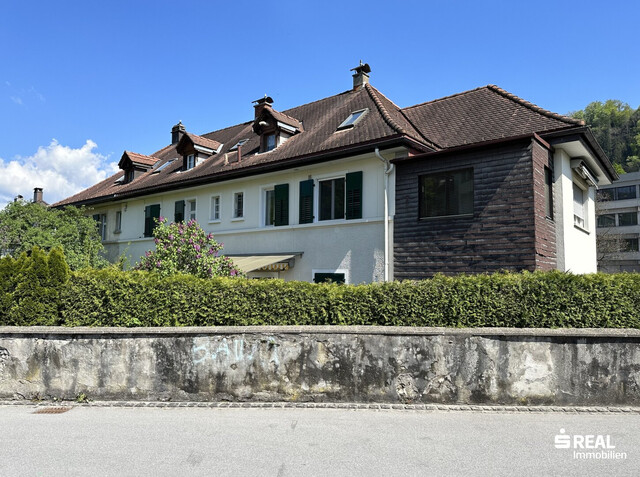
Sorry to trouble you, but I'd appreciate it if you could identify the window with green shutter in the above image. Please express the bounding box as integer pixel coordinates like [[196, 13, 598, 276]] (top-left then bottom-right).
[[144, 204, 161, 237], [299, 179, 314, 224], [345, 171, 363, 220], [174, 200, 185, 223], [274, 184, 289, 226]]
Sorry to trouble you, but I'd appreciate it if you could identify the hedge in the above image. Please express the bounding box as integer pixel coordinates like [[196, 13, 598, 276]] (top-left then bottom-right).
[[1, 251, 640, 328]]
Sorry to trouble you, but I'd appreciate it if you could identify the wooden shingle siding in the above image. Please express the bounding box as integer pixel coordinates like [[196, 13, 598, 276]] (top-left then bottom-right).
[[394, 139, 546, 279], [531, 139, 557, 270]]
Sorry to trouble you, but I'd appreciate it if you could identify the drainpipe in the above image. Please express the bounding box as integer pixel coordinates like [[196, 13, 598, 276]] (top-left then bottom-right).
[[375, 148, 394, 282]]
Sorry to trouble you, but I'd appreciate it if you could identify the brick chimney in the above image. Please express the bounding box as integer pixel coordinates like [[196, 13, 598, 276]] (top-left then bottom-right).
[[171, 121, 186, 145], [253, 95, 274, 119], [351, 61, 371, 90], [33, 187, 43, 203]]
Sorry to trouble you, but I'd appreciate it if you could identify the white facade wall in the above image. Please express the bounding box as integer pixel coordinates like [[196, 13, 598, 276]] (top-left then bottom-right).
[[91, 150, 399, 283], [553, 149, 598, 273]]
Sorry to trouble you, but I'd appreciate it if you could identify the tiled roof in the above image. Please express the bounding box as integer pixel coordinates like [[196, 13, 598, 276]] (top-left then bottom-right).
[[401, 85, 583, 148], [266, 108, 304, 132], [123, 151, 160, 167], [183, 132, 222, 152], [54, 83, 590, 207]]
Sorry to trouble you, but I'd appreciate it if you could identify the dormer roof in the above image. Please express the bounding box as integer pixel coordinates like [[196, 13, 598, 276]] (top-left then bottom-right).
[[252, 102, 304, 135], [176, 132, 223, 155], [118, 151, 160, 170]]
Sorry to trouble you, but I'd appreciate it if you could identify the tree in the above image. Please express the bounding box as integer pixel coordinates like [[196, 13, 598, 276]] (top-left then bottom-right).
[[571, 100, 640, 172], [0, 200, 107, 270], [135, 217, 241, 278]]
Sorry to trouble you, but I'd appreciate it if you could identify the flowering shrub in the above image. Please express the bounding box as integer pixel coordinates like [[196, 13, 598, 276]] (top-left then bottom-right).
[[135, 217, 241, 278]]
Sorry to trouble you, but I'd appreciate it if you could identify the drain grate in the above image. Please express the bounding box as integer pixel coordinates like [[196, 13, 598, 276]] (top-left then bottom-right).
[[33, 407, 72, 414]]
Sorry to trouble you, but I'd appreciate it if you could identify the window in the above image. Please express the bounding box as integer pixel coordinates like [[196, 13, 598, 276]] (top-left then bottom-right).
[[265, 189, 275, 226], [265, 134, 276, 152], [623, 238, 639, 252], [616, 186, 637, 200], [233, 192, 244, 218], [210, 196, 220, 221], [187, 199, 196, 221], [144, 204, 160, 237], [419, 168, 474, 218], [153, 159, 175, 174], [597, 214, 615, 228], [114, 211, 122, 233], [186, 154, 196, 170], [573, 183, 586, 229], [93, 214, 107, 241], [299, 179, 314, 224], [618, 212, 638, 227], [125, 169, 135, 184], [313, 270, 347, 284], [319, 178, 345, 221], [229, 139, 249, 151], [175, 200, 185, 223], [544, 167, 553, 219], [337, 108, 368, 130]]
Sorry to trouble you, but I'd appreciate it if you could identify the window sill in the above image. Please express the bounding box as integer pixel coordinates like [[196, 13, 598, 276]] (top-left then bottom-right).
[[231, 217, 244, 222], [208, 220, 221, 224], [574, 224, 591, 235], [113, 230, 121, 235]]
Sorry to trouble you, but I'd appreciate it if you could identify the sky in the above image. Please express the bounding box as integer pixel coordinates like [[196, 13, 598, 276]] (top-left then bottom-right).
[[1, 0, 639, 205]]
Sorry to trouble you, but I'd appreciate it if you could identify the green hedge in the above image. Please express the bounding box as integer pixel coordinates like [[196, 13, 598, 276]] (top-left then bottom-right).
[[1, 251, 639, 328]]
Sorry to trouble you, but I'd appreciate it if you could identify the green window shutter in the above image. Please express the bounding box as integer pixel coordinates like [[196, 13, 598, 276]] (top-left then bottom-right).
[[274, 184, 289, 226], [345, 171, 363, 220], [145, 204, 161, 237], [299, 179, 314, 224], [174, 200, 185, 223]]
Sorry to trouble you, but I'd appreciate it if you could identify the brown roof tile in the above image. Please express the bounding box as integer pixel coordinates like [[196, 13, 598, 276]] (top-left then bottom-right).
[[123, 151, 160, 167]]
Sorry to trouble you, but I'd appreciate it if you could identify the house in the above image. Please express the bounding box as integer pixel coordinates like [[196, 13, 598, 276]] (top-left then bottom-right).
[[595, 171, 640, 272], [54, 64, 617, 282]]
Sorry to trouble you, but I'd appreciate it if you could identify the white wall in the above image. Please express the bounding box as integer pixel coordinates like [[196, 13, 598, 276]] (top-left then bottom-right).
[[553, 149, 598, 273], [91, 150, 399, 283]]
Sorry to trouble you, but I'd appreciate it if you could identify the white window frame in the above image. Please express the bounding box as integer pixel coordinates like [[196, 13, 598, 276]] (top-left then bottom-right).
[[209, 195, 221, 222], [186, 198, 197, 222], [316, 173, 347, 223], [99, 214, 107, 241], [186, 154, 196, 170], [260, 184, 276, 227], [312, 268, 350, 284], [114, 210, 122, 234], [572, 181, 589, 232], [232, 191, 245, 221]]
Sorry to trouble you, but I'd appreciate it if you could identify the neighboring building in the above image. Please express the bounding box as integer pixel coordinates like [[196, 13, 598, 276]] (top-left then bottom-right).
[[596, 171, 640, 272], [55, 65, 617, 282]]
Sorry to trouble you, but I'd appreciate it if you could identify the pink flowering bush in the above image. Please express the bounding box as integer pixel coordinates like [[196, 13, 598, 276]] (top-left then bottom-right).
[[135, 217, 242, 278]]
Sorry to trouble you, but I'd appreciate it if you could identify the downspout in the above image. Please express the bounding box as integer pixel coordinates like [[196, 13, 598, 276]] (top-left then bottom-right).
[[375, 148, 394, 282]]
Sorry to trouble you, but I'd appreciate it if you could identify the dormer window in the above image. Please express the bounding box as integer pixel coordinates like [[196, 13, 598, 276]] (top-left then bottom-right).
[[118, 151, 160, 184], [266, 134, 276, 152], [186, 154, 196, 170], [125, 170, 135, 183], [337, 108, 368, 130]]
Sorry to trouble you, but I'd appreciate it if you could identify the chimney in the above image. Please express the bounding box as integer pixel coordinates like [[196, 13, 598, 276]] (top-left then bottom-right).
[[351, 61, 371, 90], [252, 95, 274, 119], [171, 121, 186, 144], [33, 187, 43, 203]]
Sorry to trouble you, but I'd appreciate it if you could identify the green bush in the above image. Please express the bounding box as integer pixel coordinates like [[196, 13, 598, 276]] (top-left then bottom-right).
[[1, 253, 640, 328]]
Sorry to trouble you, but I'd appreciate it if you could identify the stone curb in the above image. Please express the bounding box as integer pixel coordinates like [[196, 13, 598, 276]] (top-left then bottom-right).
[[2, 400, 640, 414]]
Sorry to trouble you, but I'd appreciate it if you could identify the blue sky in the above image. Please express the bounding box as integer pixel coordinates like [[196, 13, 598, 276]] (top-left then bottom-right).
[[1, 0, 638, 204]]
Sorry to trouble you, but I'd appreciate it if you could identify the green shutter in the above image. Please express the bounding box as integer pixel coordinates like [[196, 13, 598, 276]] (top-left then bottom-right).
[[145, 204, 161, 237], [299, 179, 314, 224], [274, 184, 289, 226], [174, 200, 185, 223], [345, 171, 363, 220]]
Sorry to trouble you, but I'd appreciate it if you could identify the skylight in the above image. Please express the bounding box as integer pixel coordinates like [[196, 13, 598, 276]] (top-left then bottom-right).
[[153, 159, 175, 173], [337, 108, 368, 130], [229, 139, 249, 151]]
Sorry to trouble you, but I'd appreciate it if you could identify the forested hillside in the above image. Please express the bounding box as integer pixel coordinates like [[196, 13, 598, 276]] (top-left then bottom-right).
[[571, 100, 640, 173]]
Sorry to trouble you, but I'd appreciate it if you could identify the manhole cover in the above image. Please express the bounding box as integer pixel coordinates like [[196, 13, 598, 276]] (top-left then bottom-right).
[[33, 407, 72, 414]]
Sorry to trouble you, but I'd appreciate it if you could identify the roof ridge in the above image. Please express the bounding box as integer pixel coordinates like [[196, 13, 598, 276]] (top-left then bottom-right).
[[126, 150, 159, 158], [486, 85, 585, 126], [402, 85, 489, 111], [365, 84, 440, 149]]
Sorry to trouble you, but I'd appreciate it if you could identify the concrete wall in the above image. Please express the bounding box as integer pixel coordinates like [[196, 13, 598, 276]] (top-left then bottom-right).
[[1, 327, 639, 406]]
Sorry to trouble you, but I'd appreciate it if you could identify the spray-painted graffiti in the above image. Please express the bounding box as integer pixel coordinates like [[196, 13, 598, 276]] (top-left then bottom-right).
[[192, 337, 280, 367]]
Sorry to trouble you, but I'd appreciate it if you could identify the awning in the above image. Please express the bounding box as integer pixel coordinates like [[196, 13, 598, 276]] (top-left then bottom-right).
[[225, 254, 299, 273]]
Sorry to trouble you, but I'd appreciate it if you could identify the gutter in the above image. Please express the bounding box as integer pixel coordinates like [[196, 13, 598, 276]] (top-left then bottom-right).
[[374, 148, 393, 282]]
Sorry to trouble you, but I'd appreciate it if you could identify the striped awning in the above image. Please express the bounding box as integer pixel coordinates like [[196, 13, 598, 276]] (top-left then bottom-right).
[[225, 254, 298, 273]]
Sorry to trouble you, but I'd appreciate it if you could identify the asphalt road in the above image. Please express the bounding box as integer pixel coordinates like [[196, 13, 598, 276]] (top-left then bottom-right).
[[1, 405, 638, 476]]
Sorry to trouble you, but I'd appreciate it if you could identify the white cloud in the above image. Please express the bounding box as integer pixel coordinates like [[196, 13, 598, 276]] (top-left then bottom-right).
[[10, 96, 23, 105], [0, 140, 119, 205]]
